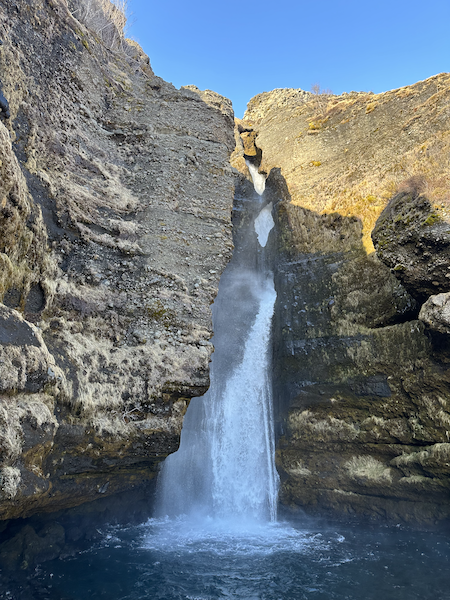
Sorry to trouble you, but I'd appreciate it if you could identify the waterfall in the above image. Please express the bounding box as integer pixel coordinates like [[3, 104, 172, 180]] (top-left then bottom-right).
[[246, 160, 266, 196], [254, 202, 274, 247], [155, 169, 278, 524]]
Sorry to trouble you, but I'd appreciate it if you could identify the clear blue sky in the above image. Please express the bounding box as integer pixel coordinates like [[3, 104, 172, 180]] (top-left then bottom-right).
[[128, 0, 450, 119]]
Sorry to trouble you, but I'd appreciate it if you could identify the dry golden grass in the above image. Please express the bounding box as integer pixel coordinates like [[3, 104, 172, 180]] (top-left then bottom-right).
[[344, 456, 392, 483], [284, 76, 450, 252], [71, 0, 128, 50]]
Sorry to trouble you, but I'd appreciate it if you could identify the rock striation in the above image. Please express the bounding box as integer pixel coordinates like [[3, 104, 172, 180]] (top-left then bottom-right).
[[234, 76, 450, 525], [0, 0, 235, 523]]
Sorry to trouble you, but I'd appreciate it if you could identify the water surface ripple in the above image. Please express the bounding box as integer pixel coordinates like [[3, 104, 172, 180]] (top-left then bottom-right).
[[31, 517, 450, 600]]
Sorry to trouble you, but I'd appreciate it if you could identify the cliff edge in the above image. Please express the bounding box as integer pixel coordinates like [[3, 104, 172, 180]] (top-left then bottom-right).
[[0, 0, 235, 521]]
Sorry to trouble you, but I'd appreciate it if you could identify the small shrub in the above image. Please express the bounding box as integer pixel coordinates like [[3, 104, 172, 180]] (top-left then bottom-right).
[[310, 83, 333, 116], [344, 456, 392, 483], [423, 213, 441, 226], [398, 175, 427, 196], [146, 301, 167, 320]]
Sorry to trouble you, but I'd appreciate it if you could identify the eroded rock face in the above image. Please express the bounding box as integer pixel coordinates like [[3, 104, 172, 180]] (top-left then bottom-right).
[[372, 192, 450, 302], [0, 0, 235, 520], [236, 79, 450, 525]]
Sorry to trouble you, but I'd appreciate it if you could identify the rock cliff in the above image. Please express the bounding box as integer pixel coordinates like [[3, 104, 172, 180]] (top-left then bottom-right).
[[234, 76, 450, 525], [0, 0, 235, 522], [234, 76, 450, 252], [2, 0, 450, 545]]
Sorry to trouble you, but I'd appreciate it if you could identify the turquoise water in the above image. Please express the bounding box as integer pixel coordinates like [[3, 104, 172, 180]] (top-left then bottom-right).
[[28, 516, 450, 600]]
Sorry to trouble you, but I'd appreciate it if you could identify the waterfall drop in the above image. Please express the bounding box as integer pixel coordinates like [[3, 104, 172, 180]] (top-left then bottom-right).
[[155, 173, 278, 525], [246, 160, 266, 196], [255, 202, 274, 248]]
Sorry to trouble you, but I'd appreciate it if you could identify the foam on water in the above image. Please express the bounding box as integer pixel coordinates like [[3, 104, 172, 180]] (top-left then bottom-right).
[[139, 517, 330, 558]]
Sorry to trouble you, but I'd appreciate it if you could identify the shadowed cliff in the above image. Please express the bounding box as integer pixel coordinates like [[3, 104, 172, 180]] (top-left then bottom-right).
[[235, 80, 450, 525]]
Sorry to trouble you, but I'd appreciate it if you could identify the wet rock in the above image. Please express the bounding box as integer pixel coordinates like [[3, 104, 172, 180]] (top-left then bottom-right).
[[0, 522, 65, 570]]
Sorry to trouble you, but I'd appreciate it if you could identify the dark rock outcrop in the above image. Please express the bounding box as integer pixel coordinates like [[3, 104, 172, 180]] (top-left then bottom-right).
[[270, 192, 450, 525], [372, 192, 450, 302]]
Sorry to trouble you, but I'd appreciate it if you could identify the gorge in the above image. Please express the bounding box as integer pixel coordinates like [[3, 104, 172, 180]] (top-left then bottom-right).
[[156, 164, 279, 523], [1, 0, 450, 596]]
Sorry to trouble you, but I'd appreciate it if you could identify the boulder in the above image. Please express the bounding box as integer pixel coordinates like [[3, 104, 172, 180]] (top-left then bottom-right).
[[372, 192, 450, 301], [419, 292, 450, 334]]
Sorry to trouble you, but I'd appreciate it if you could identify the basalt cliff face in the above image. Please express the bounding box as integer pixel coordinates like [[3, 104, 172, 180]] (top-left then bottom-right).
[[2, 0, 450, 551], [0, 0, 235, 526], [233, 76, 450, 525]]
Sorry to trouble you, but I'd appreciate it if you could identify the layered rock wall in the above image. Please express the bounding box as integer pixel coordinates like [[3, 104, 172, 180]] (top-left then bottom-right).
[[2, 0, 450, 532], [235, 77, 450, 524], [0, 0, 235, 520]]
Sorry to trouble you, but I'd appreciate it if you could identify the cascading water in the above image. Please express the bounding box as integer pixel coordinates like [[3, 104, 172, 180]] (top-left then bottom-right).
[[31, 164, 450, 600], [246, 160, 266, 196], [155, 161, 279, 524]]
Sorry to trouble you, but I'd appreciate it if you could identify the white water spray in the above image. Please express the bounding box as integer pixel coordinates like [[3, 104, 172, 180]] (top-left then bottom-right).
[[246, 160, 266, 196], [255, 202, 274, 247], [156, 171, 278, 525], [211, 277, 277, 521]]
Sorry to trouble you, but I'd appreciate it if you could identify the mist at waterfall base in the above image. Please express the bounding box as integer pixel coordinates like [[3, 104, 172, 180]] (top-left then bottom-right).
[[28, 173, 450, 599]]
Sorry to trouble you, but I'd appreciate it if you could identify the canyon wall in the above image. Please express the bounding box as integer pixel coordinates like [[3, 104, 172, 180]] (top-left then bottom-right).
[[1, 0, 450, 545], [233, 76, 450, 525], [0, 0, 235, 522]]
